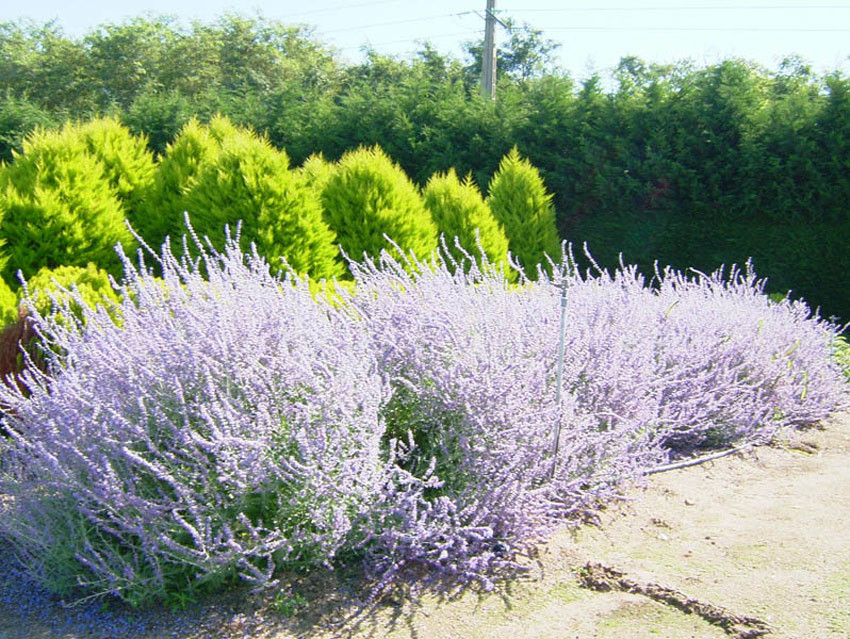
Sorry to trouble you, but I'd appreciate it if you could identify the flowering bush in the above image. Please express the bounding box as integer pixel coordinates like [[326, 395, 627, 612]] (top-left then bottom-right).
[[346, 247, 847, 584], [832, 335, 850, 379], [0, 233, 845, 606], [347, 252, 663, 586], [0, 234, 389, 606], [649, 263, 844, 450]]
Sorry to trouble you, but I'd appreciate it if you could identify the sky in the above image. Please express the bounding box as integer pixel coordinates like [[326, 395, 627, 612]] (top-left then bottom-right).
[[6, 1, 850, 81]]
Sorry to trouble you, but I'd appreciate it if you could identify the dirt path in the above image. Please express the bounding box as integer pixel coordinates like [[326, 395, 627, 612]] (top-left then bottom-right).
[[2, 414, 849, 639]]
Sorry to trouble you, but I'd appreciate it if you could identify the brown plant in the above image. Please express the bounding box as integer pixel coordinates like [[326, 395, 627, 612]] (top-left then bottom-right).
[[0, 304, 47, 401]]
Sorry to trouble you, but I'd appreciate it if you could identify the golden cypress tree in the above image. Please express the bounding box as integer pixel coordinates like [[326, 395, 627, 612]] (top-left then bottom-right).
[[0, 124, 134, 282], [74, 117, 156, 226], [487, 147, 561, 273], [135, 117, 223, 249], [21, 262, 122, 325], [320, 146, 437, 268], [0, 275, 16, 328], [184, 126, 343, 280], [423, 168, 512, 277]]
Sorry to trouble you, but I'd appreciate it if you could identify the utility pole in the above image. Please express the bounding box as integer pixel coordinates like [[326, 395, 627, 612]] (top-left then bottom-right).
[[481, 0, 497, 99]]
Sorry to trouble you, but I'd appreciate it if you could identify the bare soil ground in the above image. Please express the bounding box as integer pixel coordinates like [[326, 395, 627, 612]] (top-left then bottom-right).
[[2, 412, 849, 639]]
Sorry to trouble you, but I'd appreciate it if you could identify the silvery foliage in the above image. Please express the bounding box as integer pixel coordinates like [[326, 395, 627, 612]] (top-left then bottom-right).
[[0, 231, 389, 603], [0, 234, 846, 603], [347, 245, 847, 587]]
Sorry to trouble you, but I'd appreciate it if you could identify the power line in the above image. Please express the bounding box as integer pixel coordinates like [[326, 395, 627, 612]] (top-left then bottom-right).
[[543, 26, 850, 32], [501, 5, 850, 11], [286, 0, 408, 19], [317, 11, 475, 35], [334, 30, 484, 51]]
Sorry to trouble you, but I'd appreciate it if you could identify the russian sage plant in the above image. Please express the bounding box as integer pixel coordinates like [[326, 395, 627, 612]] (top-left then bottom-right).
[[346, 246, 847, 586], [0, 233, 846, 604], [649, 262, 845, 450], [346, 250, 663, 586], [0, 232, 388, 605]]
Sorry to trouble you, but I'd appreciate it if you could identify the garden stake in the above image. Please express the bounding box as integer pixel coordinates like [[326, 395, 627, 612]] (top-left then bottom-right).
[[551, 281, 568, 478]]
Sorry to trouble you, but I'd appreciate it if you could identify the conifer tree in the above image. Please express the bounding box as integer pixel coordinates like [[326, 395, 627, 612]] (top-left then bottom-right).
[[320, 146, 437, 266], [21, 263, 122, 324], [423, 168, 512, 275], [184, 127, 343, 279], [74, 117, 156, 225], [0, 276, 16, 327], [206, 115, 241, 144], [136, 117, 224, 249], [487, 147, 561, 272], [299, 153, 336, 194], [0, 126, 134, 282]]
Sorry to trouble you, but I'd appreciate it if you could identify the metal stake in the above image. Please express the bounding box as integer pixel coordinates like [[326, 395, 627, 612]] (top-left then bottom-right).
[[551, 282, 567, 478]]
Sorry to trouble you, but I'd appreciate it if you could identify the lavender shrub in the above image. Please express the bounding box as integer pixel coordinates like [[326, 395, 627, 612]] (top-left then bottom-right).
[[348, 246, 848, 586], [0, 234, 846, 606], [0, 233, 390, 606], [346, 249, 664, 587], [650, 262, 846, 450]]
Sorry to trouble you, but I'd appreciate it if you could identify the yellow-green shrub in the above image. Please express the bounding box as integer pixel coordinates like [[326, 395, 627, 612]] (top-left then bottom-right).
[[183, 127, 343, 280], [423, 168, 512, 276], [0, 125, 135, 282], [136, 117, 226, 249], [0, 277, 16, 327], [487, 147, 560, 273], [299, 153, 336, 194], [319, 146, 437, 267], [74, 117, 156, 224], [21, 263, 122, 321]]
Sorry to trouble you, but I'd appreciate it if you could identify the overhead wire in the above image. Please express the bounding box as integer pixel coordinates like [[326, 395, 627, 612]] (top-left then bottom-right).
[[319, 11, 476, 35], [544, 26, 850, 32], [292, 3, 849, 63], [334, 31, 485, 52], [312, 8, 483, 53], [286, 0, 408, 19], [501, 4, 850, 11], [310, 3, 850, 42], [497, 5, 850, 39]]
